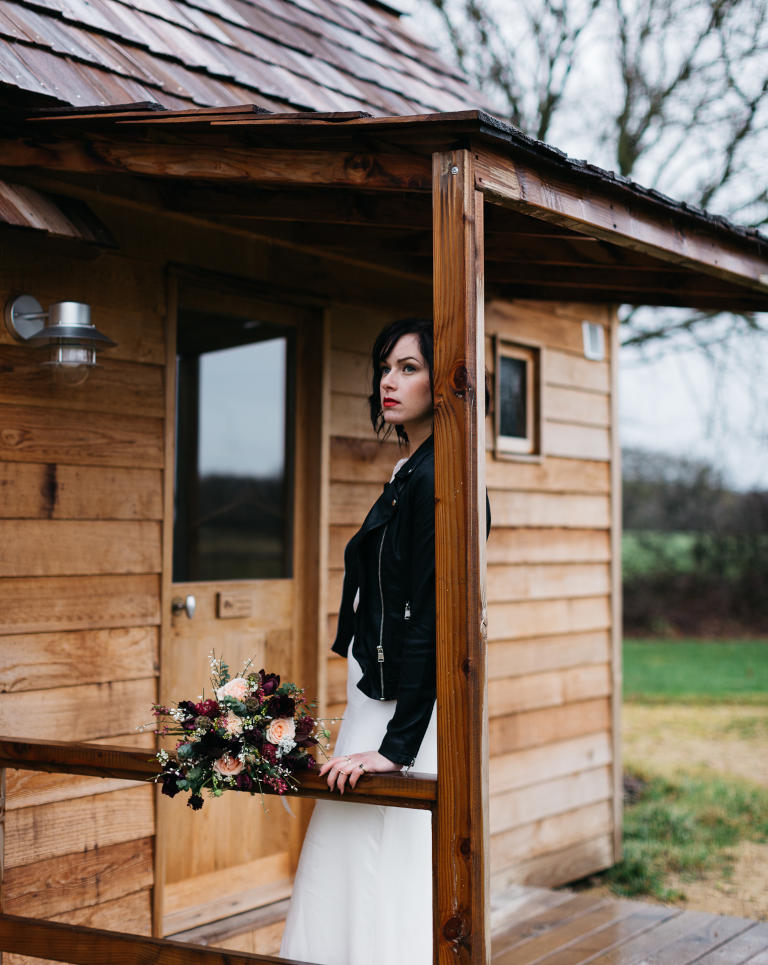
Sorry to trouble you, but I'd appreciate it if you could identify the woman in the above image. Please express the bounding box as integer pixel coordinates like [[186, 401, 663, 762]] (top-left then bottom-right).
[[280, 317, 438, 965]]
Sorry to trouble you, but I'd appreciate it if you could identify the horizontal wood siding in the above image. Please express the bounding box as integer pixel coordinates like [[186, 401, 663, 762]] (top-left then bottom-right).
[[325, 299, 617, 891], [0, 238, 164, 940]]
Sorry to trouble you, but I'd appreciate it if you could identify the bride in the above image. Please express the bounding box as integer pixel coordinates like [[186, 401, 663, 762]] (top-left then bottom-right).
[[280, 316, 438, 965]]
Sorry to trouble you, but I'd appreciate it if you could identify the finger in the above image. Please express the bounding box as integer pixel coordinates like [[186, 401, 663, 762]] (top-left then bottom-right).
[[336, 768, 349, 794], [318, 758, 338, 777], [325, 760, 343, 789]]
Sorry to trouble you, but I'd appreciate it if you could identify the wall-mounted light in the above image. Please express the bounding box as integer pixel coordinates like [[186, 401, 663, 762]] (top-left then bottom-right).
[[5, 294, 116, 386]]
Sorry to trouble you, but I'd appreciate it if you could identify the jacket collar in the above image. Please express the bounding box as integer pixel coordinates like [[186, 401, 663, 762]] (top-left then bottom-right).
[[354, 434, 434, 539]]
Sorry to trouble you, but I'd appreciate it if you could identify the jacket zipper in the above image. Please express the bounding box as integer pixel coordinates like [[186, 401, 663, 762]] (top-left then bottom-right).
[[377, 523, 388, 699], [404, 601, 411, 620]]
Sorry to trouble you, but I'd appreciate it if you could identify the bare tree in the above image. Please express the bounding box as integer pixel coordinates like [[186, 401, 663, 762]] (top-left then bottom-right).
[[414, 0, 768, 349]]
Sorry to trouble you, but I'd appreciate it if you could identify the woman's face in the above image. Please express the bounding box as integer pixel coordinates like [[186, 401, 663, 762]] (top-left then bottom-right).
[[379, 333, 433, 437]]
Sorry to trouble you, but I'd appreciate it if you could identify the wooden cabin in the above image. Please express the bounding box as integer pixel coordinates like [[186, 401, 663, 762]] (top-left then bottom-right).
[[1, 1, 767, 962]]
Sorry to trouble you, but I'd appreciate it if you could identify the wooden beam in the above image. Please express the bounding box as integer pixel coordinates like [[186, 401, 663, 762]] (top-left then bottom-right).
[[0, 913, 280, 964], [432, 149, 489, 964], [163, 185, 433, 227], [474, 146, 768, 293], [0, 137, 432, 191], [0, 736, 436, 809], [488, 282, 767, 311]]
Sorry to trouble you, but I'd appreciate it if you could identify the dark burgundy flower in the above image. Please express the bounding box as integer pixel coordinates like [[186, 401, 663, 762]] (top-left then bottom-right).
[[235, 773, 254, 792], [262, 742, 277, 764], [243, 727, 264, 748], [197, 730, 227, 757], [260, 671, 280, 695], [160, 773, 181, 798], [178, 700, 198, 718], [187, 794, 204, 810], [194, 699, 221, 719], [268, 693, 295, 718]]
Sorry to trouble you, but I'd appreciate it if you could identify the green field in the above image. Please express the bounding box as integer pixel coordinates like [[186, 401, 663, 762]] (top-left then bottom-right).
[[586, 638, 768, 903], [624, 638, 768, 702]]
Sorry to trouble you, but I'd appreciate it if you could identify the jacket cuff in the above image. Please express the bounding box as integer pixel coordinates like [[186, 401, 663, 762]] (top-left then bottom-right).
[[377, 736, 416, 767]]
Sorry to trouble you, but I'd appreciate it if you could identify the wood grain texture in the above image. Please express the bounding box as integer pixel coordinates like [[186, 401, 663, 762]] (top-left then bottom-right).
[[545, 350, 610, 393], [0, 346, 164, 418], [487, 596, 611, 641], [0, 573, 160, 634], [491, 833, 614, 891], [487, 528, 610, 565], [432, 148, 488, 964], [0, 462, 162, 520], [488, 631, 611, 678], [544, 422, 611, 461], [488, 664, 611, 717], [0, 677, 156, 741], [0, 520, 161, 576], [0, 626, 158, 693], [609, 312, 623, 863], [1, 836, 154, 918], [0, 404, 164, 468], [0, 137, 433, 191], [475, 146, 768, 290], [488, 491, 610, 528], [4, 785, 155, 869], [490, 801, 613, 871], [490, 766, 612, 835], [486, 300, 613, 356], [489, 733, 613, 796], [490, 698, 611, 753], [0, 912, 290, 964], [486, 558, 611, 605], [163, 854, 292, 935], [0, 736, 436, 806]]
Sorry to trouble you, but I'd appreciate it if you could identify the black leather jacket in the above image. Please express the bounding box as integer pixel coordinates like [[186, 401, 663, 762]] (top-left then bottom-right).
[[332, 436, 437, 766], [332, 436, 490, 767]]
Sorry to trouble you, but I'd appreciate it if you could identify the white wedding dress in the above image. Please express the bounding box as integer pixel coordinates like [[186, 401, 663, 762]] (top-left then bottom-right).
[[279, 616, 437, 965]]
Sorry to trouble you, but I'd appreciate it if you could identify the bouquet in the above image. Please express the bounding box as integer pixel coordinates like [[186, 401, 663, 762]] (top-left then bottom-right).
[[151, 654, 324, 810]]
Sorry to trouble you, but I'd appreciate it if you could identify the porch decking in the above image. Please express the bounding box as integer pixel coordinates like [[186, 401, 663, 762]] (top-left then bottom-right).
[[491, 887, 768, 965]]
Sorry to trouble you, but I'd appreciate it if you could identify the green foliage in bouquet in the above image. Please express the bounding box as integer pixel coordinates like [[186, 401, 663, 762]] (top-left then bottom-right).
[[152, 654, 327, 810]]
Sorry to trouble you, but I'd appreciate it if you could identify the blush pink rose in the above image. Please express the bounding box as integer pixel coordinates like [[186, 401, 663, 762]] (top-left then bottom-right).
[[222, 711, 243, 735], [266, 717, 296, 745], [216, 677, 250, 702], [213, 752, 244, 777]]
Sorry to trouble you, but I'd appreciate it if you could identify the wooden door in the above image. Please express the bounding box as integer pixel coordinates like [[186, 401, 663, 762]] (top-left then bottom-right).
[[158, 276, 325, 937]]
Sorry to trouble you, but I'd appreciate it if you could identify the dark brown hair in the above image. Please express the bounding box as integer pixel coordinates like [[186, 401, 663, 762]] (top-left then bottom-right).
[[368, 317, 433, 444]]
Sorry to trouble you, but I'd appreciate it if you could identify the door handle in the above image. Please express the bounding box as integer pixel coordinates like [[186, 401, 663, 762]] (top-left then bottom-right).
[[172, 594, 196, 619]]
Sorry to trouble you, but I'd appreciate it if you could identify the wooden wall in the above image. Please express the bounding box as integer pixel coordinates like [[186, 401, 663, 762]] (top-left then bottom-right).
[[0, 232, 165, 955], [324, 298, 619, 889]]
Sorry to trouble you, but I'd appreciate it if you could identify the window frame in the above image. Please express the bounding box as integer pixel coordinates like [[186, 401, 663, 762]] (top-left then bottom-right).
[[493, 336, 543, 460]]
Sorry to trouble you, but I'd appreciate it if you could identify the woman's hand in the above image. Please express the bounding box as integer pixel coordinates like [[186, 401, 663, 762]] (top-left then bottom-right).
[[319, 750, 401, 794]]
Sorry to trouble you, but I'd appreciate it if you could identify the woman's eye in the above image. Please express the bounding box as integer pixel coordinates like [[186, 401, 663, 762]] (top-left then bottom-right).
[[403, 364, 415, 373]]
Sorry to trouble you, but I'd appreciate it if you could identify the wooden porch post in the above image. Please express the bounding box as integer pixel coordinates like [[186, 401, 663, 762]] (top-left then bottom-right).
[[432, 150, 489, 965]]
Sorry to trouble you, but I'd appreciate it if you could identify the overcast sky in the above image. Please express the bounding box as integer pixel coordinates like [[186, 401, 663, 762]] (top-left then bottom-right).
[[395, 0, 767, 491]]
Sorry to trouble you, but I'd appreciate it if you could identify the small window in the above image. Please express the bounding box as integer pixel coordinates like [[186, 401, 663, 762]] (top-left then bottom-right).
[[494, 339, 541, 457]]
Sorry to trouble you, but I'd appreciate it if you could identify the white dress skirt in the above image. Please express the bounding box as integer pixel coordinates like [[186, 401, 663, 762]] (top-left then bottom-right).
[[279, 645, 437, 965]]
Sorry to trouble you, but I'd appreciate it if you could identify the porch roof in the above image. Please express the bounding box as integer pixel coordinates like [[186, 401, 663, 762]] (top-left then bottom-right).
[[3, 104, 768, 312]]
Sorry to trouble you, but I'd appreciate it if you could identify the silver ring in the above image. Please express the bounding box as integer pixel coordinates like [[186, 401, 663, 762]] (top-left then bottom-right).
[[358, 763, 366, 772]]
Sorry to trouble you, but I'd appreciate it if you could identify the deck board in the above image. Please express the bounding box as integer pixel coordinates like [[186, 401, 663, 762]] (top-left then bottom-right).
[[491, 890, 764, 965], [695, 923, 768, 965]]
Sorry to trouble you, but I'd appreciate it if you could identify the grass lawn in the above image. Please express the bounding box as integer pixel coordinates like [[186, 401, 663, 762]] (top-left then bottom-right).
[[624, 638, 768, 702], [589, 637, 768, 908]]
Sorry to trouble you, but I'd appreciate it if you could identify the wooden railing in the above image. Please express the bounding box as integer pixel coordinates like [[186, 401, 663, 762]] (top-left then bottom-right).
[[0, 735, 437, 964]]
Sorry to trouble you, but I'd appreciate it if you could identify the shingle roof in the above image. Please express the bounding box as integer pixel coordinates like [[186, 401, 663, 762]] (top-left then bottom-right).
[[0, 0, 487, 114]]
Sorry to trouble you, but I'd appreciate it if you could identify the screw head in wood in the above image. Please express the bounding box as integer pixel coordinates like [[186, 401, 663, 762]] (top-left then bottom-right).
[[450, 165, 459, 175]]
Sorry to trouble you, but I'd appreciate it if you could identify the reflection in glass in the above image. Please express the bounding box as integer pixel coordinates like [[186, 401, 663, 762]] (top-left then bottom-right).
[[499, 355, 527, 439], [174, 332, 293, 582]]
